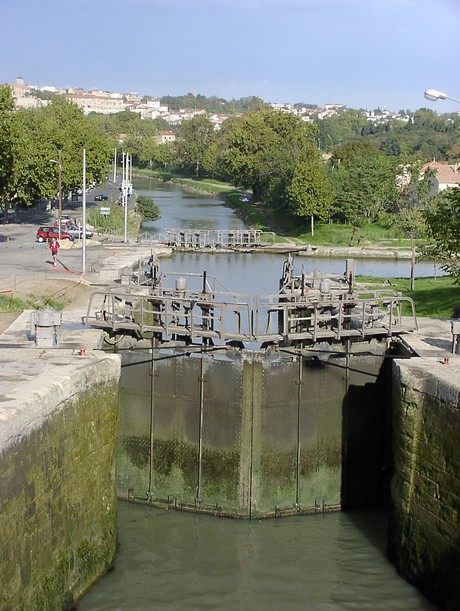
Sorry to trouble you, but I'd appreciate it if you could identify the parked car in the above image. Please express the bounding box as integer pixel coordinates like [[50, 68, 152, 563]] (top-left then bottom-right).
[[52, 222, 93, 239], [94, 194, 109, 201], [54, 215, 75, 225], [36, 226, 74, 242]]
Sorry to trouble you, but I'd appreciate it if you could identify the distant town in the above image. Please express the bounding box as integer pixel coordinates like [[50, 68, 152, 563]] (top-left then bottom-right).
[[7, 76, 414, 130]]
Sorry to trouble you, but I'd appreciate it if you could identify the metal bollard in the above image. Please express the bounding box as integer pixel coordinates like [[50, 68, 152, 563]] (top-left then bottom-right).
[[451, 320, 460, 354], [30, 308, 62, 348]]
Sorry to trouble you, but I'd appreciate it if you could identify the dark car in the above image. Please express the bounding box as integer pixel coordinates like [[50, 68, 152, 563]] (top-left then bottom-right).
[[94, 194, 109, 201], [36, 226, 74, 242]]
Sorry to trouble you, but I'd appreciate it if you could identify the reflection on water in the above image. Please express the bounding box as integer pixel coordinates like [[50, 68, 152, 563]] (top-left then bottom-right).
[[136, 177, 245, 233], [158, 252, 443, 297], [136, 177, 444, 282], [78, 503, 436, 610]]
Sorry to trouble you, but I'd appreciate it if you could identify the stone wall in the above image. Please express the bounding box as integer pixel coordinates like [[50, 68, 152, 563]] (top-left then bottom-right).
[[0, 355, 121, 610], [390, 359, 460, 610]]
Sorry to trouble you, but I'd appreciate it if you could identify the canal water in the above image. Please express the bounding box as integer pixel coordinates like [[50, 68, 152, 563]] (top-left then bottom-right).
[[136, 176, 443, 292], [78, 178, 438, 609]]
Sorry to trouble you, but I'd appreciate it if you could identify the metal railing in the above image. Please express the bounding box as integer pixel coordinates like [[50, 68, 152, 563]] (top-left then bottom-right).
[[254, 292, 417, 343], [156, 228, 276, 249], [84, 285, 417, 346], [85, 287, 253, 343]]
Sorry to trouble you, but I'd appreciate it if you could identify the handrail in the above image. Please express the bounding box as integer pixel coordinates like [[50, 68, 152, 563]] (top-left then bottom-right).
[[85, 286, 418, 346]]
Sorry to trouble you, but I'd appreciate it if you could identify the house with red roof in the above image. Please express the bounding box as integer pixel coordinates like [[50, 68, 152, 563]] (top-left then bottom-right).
[[419, 160, 460, 196]]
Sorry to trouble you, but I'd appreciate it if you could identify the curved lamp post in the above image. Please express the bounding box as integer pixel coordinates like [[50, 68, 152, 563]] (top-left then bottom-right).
[[50, 150, 63, 240], [424, 88, 460, 105]]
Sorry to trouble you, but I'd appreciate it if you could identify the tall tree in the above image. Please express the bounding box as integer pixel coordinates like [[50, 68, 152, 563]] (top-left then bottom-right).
[[423, 188, 460, 283], [286, 146, 333, 233], [330, 141, 399, 225], [36, 97, 112, 200], [220, 108, 317, 203], [175, 115, 215, 178], [1, 95, 112, 207], [0, 86, 16, 207]]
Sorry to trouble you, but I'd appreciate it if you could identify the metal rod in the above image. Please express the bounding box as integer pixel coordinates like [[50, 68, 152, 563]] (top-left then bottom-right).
[[196, 347, 205, 503], [82, 148, 86, 275], [148, 336, 156, 500], [295, 343, 303, 507], [202, 270, 207, 294]]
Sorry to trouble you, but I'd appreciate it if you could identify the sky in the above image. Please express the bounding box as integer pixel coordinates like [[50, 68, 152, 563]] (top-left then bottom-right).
[[2, 0, 460, 112]]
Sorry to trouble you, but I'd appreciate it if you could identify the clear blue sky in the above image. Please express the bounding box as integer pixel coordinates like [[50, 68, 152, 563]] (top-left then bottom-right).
[[2, 0, 460, 112]]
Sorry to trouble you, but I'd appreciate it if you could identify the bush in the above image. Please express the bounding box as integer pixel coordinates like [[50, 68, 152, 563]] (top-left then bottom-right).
[[136, 196, 161, 222], [87, 204, 140, 235]]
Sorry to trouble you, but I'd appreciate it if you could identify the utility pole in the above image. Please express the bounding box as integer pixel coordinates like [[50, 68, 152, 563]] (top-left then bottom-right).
[[112, 149, 117, 203], [50, 150, 63, 240], [122, 152, 130, 243], [82, 149, 87, 275]]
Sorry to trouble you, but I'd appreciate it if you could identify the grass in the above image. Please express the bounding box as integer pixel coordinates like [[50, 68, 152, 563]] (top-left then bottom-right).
[[297, 223, 414, 248], [0, 293, 65, 313], [357, 275, 460, 318], [87, 203, 140, 235], [172, 177, 233, 193]]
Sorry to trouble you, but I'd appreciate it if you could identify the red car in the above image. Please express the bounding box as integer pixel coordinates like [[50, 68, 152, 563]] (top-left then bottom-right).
[[36, 226, 74, 242]]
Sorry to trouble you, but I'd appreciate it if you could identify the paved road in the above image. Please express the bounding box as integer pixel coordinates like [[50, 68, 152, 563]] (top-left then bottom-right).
[[0, 190, 123, 284], [0, 220, 111, 281]]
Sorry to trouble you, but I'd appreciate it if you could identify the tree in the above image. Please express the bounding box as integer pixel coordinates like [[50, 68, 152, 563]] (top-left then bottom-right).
[[175, 115, 215, 178], [0, 86, 16, 208], [153, 141, 175, 171], [220, 108, 316, 203], [136, 195, 161, 222], [35, 97, 112, 200], [316, 109, 369, 149], [387, 158, 429, 289], [423, 188, 460, 283], [330, 142, 399, 226], [286, 146, 333, 234], [0, 95, 112, 208]]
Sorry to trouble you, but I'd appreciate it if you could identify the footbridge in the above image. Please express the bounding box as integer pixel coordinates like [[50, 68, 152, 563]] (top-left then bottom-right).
[[154, 228, 276, 251]]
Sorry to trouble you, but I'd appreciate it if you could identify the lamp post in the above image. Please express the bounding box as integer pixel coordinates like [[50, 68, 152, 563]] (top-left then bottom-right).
[[424, 89, 460, 105], [50, 150, 63, 240], [122, 151, 131, 243], [82, 149, 87, 275]]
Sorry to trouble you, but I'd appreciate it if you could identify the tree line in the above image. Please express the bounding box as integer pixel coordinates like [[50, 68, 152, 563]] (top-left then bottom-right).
[[1, 85, 459, 283], [0, 86, 112, 208]]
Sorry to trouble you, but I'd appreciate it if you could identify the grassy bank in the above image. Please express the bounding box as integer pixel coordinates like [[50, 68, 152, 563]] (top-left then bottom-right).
[[358, 275, 460, 319], [0, 292, 65, 313]]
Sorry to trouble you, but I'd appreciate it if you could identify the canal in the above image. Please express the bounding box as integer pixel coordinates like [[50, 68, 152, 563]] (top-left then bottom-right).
[[78, 178, 437, 610]]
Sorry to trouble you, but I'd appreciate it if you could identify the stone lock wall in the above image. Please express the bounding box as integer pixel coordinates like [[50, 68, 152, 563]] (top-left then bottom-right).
[[0, 356, 121, 610], [390, 359, 460, 611]]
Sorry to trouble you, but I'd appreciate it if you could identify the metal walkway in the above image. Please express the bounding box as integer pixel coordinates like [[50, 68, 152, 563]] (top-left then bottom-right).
[[84, 254, 417, 348], [149, 228, 276, 250]]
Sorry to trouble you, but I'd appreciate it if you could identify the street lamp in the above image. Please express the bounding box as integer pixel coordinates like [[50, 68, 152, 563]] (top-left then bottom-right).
[[50, 150, 62, 240], [424, 88, 460, 105]]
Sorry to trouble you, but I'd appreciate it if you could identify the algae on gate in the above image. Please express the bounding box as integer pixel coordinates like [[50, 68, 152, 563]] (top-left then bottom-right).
[[116, 344, 387, 518]]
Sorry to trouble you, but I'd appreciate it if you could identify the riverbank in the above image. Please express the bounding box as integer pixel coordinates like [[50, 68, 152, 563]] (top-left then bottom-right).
[[296, 244, 413, 258], [132, 170, 423, 255]]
